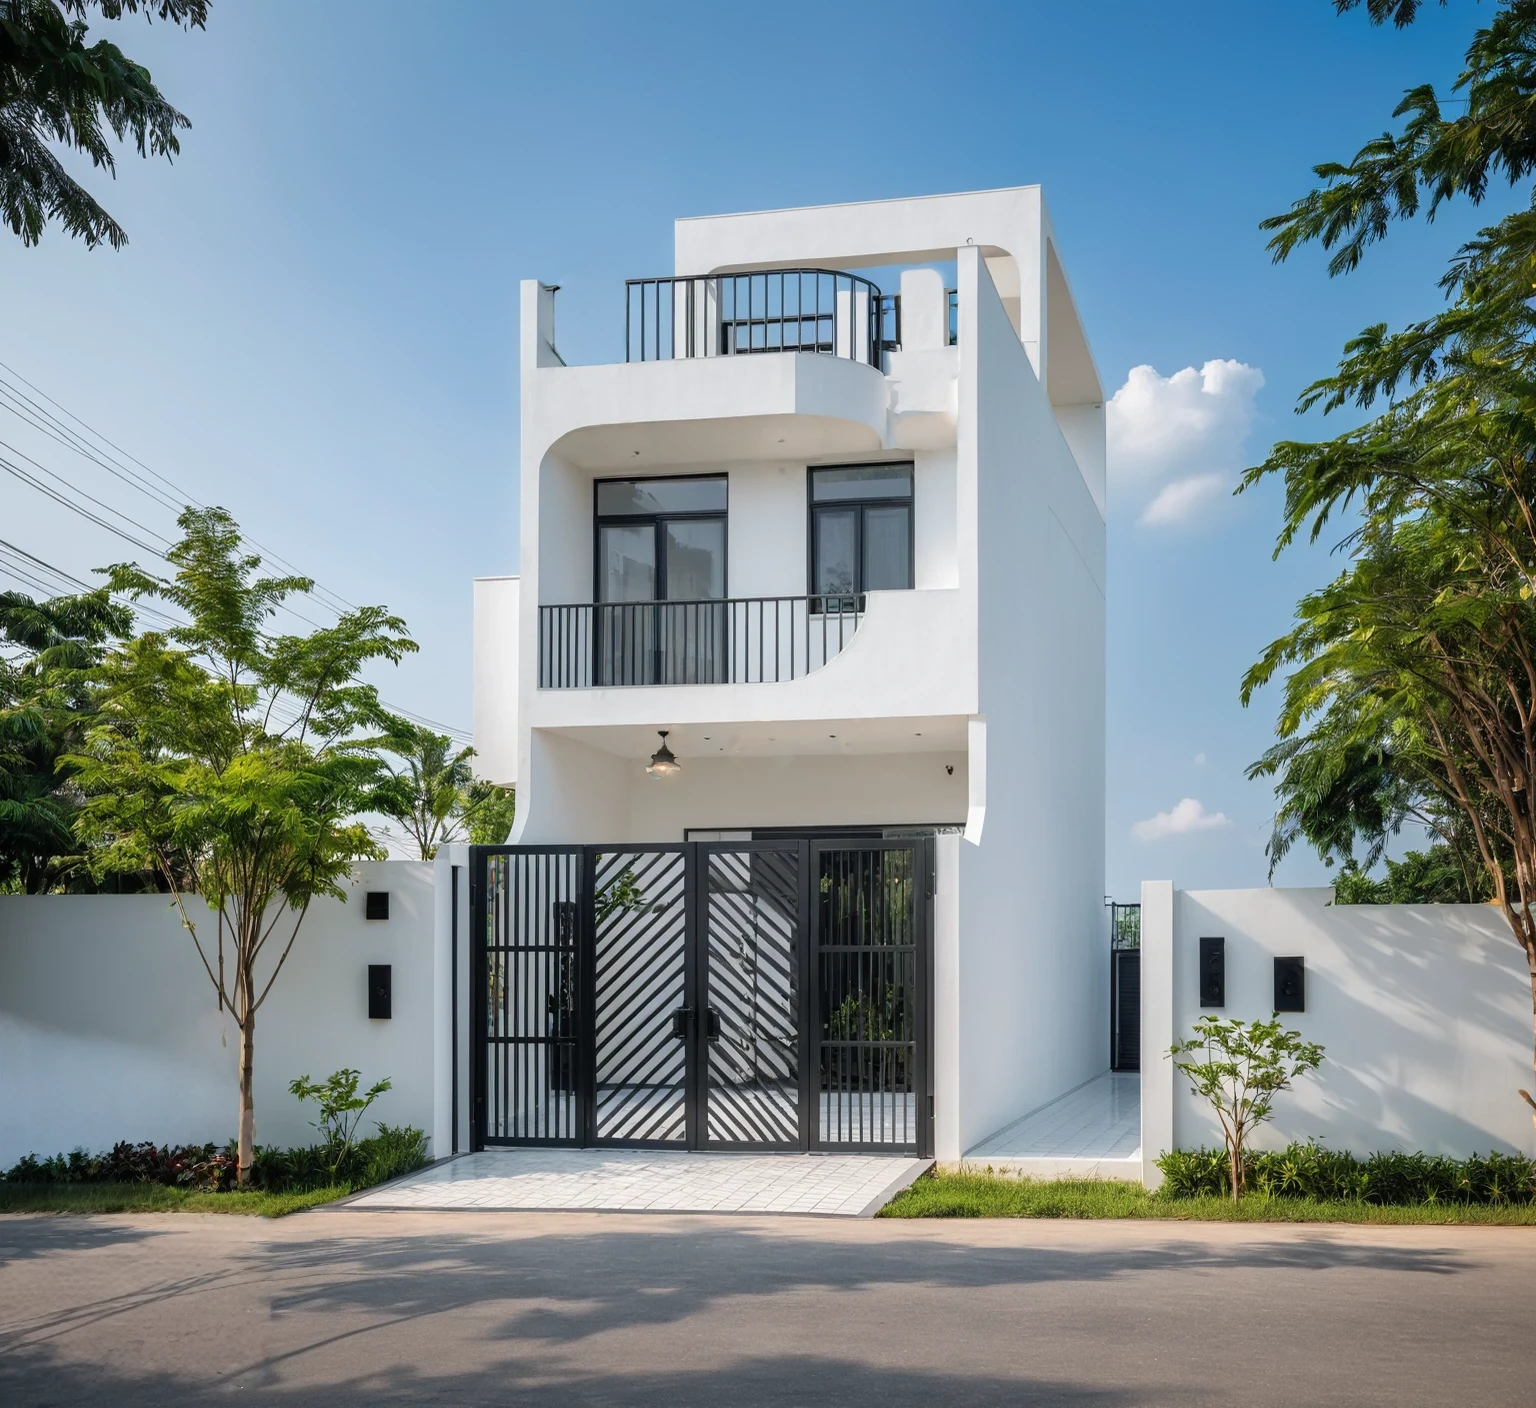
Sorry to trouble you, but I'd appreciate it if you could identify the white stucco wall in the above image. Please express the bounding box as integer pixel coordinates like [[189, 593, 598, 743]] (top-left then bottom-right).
[[949, 247, 1108, 1158], [515, 735, 965, 845], [1140, 884, 1536, 1188], [0, 862, 442, 1166], [472, 576, 519, 790]]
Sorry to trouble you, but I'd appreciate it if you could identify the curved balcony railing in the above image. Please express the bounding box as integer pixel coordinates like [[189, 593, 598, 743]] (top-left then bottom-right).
[[539, 595, 866, 689], [626, 269, 884, 367]]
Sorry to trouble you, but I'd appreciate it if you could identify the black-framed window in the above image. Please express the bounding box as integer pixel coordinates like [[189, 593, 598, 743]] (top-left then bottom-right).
[[809, 463, 913, 601], [594, 474, 727, 604]]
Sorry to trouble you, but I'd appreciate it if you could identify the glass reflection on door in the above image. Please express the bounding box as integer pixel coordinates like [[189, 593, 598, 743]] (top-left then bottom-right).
[[663, 519, 726, 683], [598, 524, 656, 684]]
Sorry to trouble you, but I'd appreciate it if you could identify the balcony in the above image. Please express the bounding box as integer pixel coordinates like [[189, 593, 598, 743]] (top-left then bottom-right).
[[626, 269, 898, 367], [622, 268, 957, 369], [539, 595, 865, 689]]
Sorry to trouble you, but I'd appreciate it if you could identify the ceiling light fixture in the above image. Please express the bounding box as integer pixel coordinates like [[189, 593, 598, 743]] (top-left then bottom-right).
[[646, 730, 681, 778]]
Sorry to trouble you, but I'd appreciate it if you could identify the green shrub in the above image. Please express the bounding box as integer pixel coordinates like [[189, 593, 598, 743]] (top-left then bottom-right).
[[3, 1127, 429, 1195], [1157, 1142, 1536, 1205]]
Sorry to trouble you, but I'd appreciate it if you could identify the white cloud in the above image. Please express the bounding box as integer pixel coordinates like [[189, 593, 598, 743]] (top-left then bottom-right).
[[1194, 752, 1207, 766], [1132, 797, 1233, 842], [1139, 471, 1228, 526], [1107, 360, 1264, 524]]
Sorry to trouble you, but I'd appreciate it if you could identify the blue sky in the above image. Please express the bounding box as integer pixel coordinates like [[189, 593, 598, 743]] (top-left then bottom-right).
[[0, 1, 1511, 892]]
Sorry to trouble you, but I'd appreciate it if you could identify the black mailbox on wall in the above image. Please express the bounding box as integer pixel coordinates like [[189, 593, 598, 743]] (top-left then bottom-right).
[[365, 891, 390, 921], [368, 964, 392, 1019], [1274, 956, 1305, 1012], [1199, 937, 1225, 1007]]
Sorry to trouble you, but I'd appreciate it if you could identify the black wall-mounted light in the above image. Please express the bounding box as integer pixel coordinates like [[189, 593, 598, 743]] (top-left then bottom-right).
[[368, 964, 392, 1019], [1274, 956, 1305, 1012], [1199, 936, 1226, 1008], [646, 730, 680, 778]]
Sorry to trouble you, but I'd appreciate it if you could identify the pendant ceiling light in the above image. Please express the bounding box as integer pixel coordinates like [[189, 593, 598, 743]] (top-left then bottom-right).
[[646, 729, 680, 778]]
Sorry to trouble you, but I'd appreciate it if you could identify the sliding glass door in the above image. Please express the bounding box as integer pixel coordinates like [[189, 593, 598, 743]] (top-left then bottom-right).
[[595, 475, 727, 685]]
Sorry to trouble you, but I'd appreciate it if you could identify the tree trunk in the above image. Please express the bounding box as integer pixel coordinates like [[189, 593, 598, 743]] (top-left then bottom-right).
[[237, 1006, 256, 1184], [1228, 1137, 1242, 1203], [1523, 946, 1536, 1133], [1498, 903, 1536, 1132]]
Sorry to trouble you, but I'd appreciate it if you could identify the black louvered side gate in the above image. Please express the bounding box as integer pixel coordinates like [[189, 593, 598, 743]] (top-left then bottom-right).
[[470, 839, 932, 1156]]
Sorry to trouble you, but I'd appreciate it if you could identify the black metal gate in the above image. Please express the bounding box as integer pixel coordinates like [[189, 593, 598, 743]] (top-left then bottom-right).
[[470, 838, 932, 1155], [1109, 902, 1141, 1073]]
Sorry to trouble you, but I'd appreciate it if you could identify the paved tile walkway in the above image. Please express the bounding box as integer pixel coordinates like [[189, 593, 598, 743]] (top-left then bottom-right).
[[344, 1149, 932, 1218], [963, 1072, 1141, 1177]]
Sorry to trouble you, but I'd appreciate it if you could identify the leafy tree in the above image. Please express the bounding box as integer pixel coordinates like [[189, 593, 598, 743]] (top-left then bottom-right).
[[0, 587, 129, 891], [1262, 0, 1536, 414], [1334, 843, 1491, 903], [1168, 1016, 1325, 1202], [1245, 0, 1536, 1121], [69, 506, 415, 1181], [377, 725, 473, 861], [1, 0, 208, 249], [462, 777, 515, 845], [1247, 686, 1491, 902]]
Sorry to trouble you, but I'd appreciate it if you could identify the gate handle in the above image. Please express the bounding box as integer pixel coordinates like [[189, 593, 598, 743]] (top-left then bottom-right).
[[705, 1009, 721, 1043], [670, 1007, 691, 1040]]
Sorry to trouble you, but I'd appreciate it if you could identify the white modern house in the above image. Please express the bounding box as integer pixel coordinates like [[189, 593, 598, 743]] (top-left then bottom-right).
[[472, 186, 1107, 1165]]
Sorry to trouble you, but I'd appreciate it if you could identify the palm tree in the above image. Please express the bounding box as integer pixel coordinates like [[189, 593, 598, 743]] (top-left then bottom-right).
[[378, 726, 475, 861]]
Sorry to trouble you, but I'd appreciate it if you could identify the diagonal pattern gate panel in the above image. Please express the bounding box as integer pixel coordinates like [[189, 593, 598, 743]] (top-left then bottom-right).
[[700, 845, 803, 1150], [593, 847, 689, 1146]]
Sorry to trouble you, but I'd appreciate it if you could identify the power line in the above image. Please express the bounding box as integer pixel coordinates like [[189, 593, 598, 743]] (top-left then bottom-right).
[[0, 363, 472, 743], [0, 359, 359, 618], [0, 382, 185, 515], [0, 537, 471, 745], [0, 452, 172, 558]]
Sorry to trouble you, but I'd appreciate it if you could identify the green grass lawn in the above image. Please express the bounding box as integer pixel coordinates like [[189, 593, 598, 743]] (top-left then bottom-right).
[[880, 1171, 1536, 1225], [0, 1182, 355, 1218]]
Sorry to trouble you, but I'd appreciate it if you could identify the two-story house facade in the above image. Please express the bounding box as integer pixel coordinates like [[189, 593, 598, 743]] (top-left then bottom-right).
[[471, 186, 1106, 1165]]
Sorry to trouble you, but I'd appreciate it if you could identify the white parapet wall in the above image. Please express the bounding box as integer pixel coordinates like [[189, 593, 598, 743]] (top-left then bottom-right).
[[1140, 883, 1536, 1189], [0, 861, 444, 1166]]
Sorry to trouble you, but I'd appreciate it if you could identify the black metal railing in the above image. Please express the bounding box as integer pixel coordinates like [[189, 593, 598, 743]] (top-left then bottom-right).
[[626, 269, 883, 367], [538, 594, 865, 688]]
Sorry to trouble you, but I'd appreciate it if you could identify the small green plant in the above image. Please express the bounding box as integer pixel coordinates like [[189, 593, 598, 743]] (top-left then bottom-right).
[[595, 866, 645, 923], [1168, 1014, 1324, 1201], [287, 1068, 391, 1175]]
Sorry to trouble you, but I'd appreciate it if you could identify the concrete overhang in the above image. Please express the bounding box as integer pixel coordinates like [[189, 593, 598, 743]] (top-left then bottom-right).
[[529, 351, 890, 471], [537, 714, 970, 760]]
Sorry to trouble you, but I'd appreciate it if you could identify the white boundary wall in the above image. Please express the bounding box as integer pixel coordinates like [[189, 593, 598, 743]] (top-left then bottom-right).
[[0, 861, 452, 1167], [1140, 883, 1536, 1189]]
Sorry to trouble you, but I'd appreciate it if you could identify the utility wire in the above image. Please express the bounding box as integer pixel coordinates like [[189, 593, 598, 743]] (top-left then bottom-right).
[[0, 362, 472, 742], [0, 359, 358, 617], [0, 453, 172, 558]]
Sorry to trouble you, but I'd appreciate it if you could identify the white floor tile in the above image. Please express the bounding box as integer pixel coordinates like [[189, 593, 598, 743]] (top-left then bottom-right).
[[345, 1149, 931, 1218]]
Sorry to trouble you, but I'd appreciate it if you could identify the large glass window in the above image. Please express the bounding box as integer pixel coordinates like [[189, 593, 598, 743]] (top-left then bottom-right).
[[809, 463, 913, 601], [593, 475, 728, 685], [594, 475, 727, 603]]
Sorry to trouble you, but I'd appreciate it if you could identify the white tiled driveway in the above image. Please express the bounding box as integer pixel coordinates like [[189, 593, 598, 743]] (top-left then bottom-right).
[[964, 1071, 1142, 1179], [343, 1150, 932, 1218]]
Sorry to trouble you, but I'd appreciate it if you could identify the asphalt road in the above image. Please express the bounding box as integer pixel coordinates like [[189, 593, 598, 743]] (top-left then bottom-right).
[[1, 1209, 1531, 1405]]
